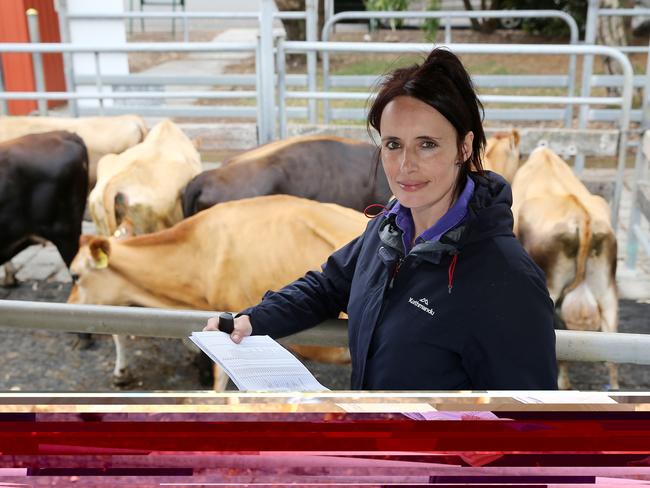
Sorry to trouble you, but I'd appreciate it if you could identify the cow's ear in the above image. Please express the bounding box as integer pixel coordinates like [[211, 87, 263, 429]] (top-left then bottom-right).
[[89, 237, 111, 269]]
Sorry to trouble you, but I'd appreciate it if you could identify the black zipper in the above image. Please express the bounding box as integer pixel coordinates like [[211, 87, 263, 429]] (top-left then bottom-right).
[[388, 256, 405, 290]]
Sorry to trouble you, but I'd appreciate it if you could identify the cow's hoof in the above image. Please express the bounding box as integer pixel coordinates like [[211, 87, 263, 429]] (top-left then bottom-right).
[[72, 333, 96, 350], [1, 275, 17, 288], [112, 370, 134, 387]]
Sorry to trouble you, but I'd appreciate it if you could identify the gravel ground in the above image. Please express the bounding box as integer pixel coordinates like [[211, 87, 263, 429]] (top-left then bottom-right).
[[0, 280, 649, 392]]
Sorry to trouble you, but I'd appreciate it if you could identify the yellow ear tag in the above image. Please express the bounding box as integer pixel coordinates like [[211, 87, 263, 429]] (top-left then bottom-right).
[[95, 249, 109, 269]]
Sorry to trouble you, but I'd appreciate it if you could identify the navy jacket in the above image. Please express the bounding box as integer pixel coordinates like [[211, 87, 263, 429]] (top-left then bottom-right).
[[241, 172, 558, 390]]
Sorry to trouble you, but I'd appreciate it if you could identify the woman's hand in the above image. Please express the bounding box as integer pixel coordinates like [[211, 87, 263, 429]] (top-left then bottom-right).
[[203, 315, 253, 344]]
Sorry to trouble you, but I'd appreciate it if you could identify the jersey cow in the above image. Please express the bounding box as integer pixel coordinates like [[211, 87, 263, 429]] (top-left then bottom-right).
[[88, 119, 201, 238], [511, 147, 618, 390], [483, 129, 521, 183], [68, 195, 367, 388], [0, 131, 88, 286], [0, 115, 147, 188], [182, 135, 391, 217]]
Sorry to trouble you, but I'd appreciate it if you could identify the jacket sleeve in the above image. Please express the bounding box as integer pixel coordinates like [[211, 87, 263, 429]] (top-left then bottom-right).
[[238, 231, 366, 339], [462, 260, 558, 390]]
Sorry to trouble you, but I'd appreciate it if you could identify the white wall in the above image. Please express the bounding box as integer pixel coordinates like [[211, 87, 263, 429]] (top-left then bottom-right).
[[67, 0, 129, 108]]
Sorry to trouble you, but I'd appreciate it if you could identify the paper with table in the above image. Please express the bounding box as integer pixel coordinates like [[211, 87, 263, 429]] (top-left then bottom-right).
[[189, 331, 329, 392]]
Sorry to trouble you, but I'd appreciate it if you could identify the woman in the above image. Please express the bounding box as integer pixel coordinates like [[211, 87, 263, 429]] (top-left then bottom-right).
[[205, 48, 558, 390]]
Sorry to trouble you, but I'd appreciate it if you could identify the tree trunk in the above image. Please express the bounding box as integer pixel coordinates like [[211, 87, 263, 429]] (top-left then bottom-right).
[[597, 0, 628, 96], [461, 0, 483, 31], [275, 0, 306, 41], [462, 0, 498, 33]]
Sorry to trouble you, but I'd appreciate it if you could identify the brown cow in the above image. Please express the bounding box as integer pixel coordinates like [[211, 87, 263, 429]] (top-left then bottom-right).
[[483, 129, 521, 183], [0, 131, 88, 286], [0, 115, 147, 188], [68, 195, 367, 389], [512, 147, 618, 390], [182, 135, 391, 217]]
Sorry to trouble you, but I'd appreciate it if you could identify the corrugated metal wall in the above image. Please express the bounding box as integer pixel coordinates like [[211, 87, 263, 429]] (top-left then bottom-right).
[[0, 0, 65, 115]]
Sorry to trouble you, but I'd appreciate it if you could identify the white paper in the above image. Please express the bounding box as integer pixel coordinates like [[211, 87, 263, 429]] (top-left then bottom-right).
[[507, 391, 618, 404], [337, 403, 437, 413], [190, 331, 329, 392]]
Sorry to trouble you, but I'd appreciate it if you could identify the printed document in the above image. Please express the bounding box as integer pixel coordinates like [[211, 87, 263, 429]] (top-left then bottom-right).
[[189, 331, 329, 392]]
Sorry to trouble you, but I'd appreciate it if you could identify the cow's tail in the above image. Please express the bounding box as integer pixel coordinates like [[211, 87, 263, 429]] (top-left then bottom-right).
[[134, 116, 148, 142], [182, 177, 201, 217], [560, 194, 600, 331], [102, 178, 120, 236], [566, 194, 592, 292]]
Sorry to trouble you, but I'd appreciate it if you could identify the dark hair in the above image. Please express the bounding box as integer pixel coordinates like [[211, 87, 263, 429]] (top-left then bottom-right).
[[367, 48, 486, 202]]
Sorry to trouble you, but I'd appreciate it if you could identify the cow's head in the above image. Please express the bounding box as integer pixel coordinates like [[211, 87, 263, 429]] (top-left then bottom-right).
[[484, 129, 521, 182], [67, 235, 115, 305], [67, 234, 188, 309]]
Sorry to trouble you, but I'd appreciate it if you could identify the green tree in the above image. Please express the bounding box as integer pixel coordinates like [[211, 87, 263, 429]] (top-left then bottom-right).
[[422, 0, 441, 41], [363, 0, 411, 30], [498, 0, 588, 37]]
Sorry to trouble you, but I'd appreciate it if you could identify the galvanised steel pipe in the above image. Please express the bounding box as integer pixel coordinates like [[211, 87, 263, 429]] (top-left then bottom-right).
[[65, 11, 306, 20], [0, 300, 348, 348], [0, 91, 258, 100], [1, 300, 650, 365], [258, 0, 276, 143], [576, 0, 600, 175], [26, 9, 47, 116], [67, 12, 260, 20], [320, 10, 579, 127], [306, 0, 318, 124], [283, 90, 622, 105], [599, 7, 650, 16], [0, 300, 211, 338], [322, 9, 579, 38], [0, 42, 257, 53]]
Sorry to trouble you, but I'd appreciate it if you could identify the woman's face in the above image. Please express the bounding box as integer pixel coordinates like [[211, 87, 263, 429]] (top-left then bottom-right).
[[380, 95, 473, 213]]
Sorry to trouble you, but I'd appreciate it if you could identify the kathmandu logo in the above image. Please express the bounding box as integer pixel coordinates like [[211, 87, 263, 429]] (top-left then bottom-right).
[[408, 297, 436, 316]]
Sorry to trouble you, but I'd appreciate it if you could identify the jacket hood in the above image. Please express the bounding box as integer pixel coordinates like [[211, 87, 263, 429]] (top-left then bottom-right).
[[378, 171, 514, 263], [460, 170, 515, 246]]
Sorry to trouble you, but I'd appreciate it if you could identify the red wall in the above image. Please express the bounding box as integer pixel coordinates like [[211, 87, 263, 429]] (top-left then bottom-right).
[[0, 0, 66, 115]]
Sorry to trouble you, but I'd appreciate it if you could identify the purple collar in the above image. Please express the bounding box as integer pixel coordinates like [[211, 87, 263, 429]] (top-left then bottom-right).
[[388, 176, 475, 254]]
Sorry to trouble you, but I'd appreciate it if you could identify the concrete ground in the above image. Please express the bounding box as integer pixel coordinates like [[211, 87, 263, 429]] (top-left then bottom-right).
[[123, 0, 264, 32]]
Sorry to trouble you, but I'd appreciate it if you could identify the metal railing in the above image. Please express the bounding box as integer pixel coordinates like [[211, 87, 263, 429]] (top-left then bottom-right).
[[276, 40, 633, 231], [626, 129, 650, 270], [57, 0, 319, 131], [576, 2, 650, 171], [320, 10, 579, 127], [1, 300, 649, 367], [0, 41, 269, 140], [580, 3, 650, 257]]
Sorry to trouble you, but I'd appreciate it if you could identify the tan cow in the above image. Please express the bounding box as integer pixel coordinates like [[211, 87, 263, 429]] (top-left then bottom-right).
[[68, 195, 367, 388], [0, 115, 147, 188], [483, 129, 521, 182], [88, 119, 201, 238], [512, 147, 618, 390]]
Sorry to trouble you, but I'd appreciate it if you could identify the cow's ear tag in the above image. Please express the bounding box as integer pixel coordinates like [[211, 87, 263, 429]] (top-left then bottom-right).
[[94, 249, 109, 269]]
